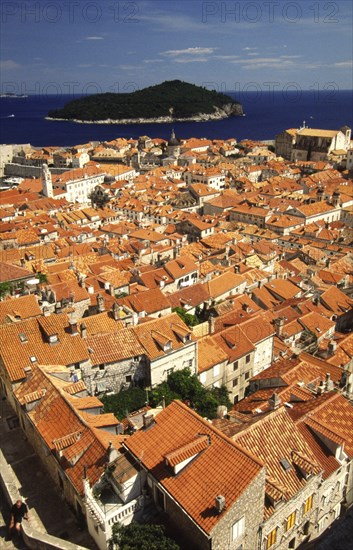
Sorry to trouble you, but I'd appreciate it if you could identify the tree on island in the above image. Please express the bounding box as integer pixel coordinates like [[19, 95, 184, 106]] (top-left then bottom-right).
[[109, 522, 180, 550]]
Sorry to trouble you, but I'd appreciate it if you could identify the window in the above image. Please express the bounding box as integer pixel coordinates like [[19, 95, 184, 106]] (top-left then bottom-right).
[[99, 364, 105, 371], [245, 371, 250, 380], [286, 511, 296, 531], [125, 375, 132, 383], [213, 365, 220, 377], [233, 378, 239, 387], [232, 516, 245, 541], [246, 354, 250, 364], [266, 528, 277, 549], [304, 494, 313, 514], [233, 361, 239, 371], [200, 372, 206, 384]]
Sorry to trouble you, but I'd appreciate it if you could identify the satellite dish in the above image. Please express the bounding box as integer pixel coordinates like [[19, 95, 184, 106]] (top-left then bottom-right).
[[27, 278, 40, 285]]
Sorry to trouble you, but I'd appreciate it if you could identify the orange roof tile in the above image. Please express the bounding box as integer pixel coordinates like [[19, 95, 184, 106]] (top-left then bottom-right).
[[125, 400, 263, 534]]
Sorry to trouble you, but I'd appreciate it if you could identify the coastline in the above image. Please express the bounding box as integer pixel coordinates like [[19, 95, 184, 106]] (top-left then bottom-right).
[[45, 111, 243, 125]]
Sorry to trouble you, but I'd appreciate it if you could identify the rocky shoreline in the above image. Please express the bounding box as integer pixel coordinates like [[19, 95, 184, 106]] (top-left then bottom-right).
[[45, 113, 242, 125], [45, 103, 244, 125]]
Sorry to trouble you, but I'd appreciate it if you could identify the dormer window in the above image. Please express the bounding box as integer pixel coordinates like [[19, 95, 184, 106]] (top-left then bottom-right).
[[164, 341, 172, 352], [49, 334, 58, 344], [30, 356, 37, 363], [19, 332, 28, 343], [151, 330, 173, 352]]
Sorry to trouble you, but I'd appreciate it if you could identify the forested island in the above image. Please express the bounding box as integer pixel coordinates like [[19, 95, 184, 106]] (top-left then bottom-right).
[[47, 80, 243, 124]]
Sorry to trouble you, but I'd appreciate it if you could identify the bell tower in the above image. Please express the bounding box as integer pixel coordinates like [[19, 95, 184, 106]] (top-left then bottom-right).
[[42, 163, 53, 197]]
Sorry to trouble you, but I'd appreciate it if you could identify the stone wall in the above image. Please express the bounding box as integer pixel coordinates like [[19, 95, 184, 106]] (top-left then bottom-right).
[[211, 468, 265, 550], [81, 357, 147, 395], [0, 448, 88, 550], [259, 475, 320, 550]]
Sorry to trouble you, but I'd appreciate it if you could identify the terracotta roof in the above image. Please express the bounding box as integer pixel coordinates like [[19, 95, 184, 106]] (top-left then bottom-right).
[[165, 434, 210, 467], [198, 336, 228, 373], [0, 314, 89, 382], [132, 313, 194, 361], [0, 294, 42, 323], [86, 329, 145, 365], [14, 365, 111, 494], [118, 287, 171, 315], [320, 286, 353, 315], [205, 272, 246, 299], [0, 261, 33, 283], [232, 407, 321, 518], [298, 311, 335, 338], [296, 422, 340, 480], [124, 400, 263, 534]]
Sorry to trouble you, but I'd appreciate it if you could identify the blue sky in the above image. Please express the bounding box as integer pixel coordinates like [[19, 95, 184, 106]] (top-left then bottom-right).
[[1, 0, 352, 95]]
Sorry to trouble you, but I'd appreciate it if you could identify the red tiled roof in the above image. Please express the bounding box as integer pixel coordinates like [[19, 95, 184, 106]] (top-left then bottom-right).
[[124, 400, 263, 534]]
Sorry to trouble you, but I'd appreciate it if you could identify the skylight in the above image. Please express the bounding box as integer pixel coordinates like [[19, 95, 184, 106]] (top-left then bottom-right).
[[280, 458, 292, 471]]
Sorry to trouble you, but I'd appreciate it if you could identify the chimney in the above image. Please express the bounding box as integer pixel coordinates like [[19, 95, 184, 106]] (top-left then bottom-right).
[[242, 303, 249, 313], [54, 302, 62, 314], [274, 317, 285, 336], [328, 340, 337, 355], [23, 366, 32, 380], [317, 380, 325, 395], [80, 323, 87, 339], [112, 302, 120, 321], [234, 265, 240, 273], [268, 393, 280, 410], [143, 412, 155, 429], [215, 495, 226, 514], [107, 441, 118, 462], [208, 313, 215, 335], [20, 258, 26, 267], [217, 405, 228, 419], [325, 258, 331, 268], [43, 306, 50, 317], [325, 372, 334, 391], [97, 293, 105, 312], [69, 320, 78, 335]]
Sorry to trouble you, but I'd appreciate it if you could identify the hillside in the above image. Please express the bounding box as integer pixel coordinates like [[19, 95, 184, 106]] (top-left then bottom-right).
[[47, 80, 243, 123]]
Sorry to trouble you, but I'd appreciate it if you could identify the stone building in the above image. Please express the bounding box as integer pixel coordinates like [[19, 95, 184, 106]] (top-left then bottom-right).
[[82, 312, 197, 393], [94, 400, 266, 550], [275, 126, 351, 161]]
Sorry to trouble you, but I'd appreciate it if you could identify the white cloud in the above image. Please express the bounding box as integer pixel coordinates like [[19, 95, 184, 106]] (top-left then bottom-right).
[[332, 60, 353, 68], [84, 36, 104, 40], [144, 59, 164, 64], [161, 47, 216, 57], [174, 57, 209, 64], [0, 59, 21, 70], [243, 47, 257, 51], [229, 56, 320, 70], [214, 55, 240, 61]]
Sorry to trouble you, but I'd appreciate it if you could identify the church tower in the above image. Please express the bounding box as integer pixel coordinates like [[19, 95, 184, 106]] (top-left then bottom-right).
[[167, 129, 181, 158], [42, 163, 53, 197]]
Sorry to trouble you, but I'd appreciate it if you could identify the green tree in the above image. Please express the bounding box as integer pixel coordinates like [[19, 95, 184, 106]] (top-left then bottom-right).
[[102, 387, 147, 420], [172, 307, 200, 327], [0, 282, 11, 300], [37, 272, 48, 284], [109, 523, 179, 550]]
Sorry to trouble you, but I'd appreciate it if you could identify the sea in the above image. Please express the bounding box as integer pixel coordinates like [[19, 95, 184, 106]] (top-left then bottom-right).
[[0, 90, 352, 147]]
